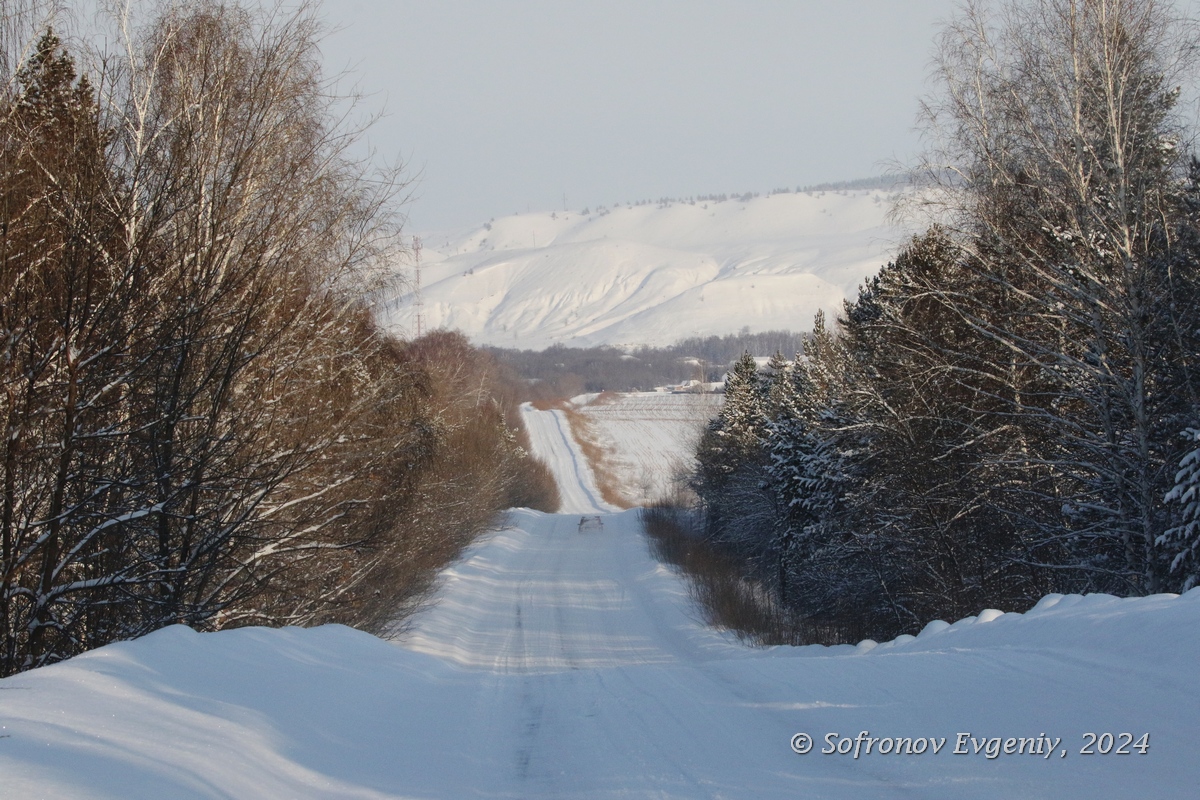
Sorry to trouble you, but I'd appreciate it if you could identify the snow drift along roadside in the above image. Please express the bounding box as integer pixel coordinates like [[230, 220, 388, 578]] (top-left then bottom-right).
[[1, 507, 1198, 799]]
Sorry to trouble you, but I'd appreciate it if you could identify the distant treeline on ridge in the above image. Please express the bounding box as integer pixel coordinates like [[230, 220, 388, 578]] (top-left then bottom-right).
[[487, 329, 807, 396]]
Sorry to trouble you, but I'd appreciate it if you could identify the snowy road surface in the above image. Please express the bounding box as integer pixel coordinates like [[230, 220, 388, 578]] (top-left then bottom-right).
[[519, 402, 615, 514], [0, 404, 1198, 797]]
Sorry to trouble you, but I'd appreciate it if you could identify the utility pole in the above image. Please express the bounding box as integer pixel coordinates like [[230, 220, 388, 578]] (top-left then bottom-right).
[[413, 235, 424, 338]]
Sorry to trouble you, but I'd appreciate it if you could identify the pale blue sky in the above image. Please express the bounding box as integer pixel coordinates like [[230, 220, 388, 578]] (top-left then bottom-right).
[[317, 1, 1198, 231]]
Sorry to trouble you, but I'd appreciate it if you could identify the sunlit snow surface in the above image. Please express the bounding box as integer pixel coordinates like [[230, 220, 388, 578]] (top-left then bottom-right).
[[569, 391, 723, 505], [384, 191, 902, 349], [2, 405, 1199, 798]]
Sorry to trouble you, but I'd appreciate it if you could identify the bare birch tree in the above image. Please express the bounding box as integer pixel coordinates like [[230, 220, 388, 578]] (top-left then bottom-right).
[[1, 0, 414, 673]]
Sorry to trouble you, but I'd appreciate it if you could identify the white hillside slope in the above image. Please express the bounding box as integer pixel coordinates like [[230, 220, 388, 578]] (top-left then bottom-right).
[[384, 190, 902, 349], [2, 403, 1198, 798]]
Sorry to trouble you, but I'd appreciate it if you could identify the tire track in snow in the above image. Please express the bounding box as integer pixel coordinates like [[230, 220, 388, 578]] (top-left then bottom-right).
[[519, 403, 613, 514]]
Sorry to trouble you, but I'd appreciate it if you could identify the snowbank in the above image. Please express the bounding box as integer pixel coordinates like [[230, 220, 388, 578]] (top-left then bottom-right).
[[2, 508, 1197, 798]]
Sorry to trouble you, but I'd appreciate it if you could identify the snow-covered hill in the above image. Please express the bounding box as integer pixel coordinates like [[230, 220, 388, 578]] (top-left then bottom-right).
[[383, 190, 904, 349]]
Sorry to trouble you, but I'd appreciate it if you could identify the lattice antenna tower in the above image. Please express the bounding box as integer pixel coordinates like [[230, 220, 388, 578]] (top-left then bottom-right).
[[412, 235, 424, 338]]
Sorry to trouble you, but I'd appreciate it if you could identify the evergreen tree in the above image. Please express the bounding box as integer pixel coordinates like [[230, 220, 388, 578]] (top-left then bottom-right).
[[1161, 429, 1200, 591], [693, 351, 774, 561], [763, 358, 842, 604], [694, 353, 765, 501], [1, 28, 126, 671], [718, 351, 768, 447]]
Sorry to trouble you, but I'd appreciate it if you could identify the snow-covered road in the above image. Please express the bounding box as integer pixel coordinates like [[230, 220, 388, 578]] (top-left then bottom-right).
[[1, 403, 1197, 798], [390, 404, 1200, 797], [518, 403, 615, 514]]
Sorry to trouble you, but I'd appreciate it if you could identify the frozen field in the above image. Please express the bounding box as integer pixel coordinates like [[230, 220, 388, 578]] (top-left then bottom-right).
[[1, 404, 1197, 798], [571, 391, 723, 505]]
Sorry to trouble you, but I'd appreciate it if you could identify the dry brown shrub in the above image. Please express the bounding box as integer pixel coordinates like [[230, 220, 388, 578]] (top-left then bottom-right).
[[560, 404, 633, 509], [507, 451, 561, 513], [640, 503, 854, 647]]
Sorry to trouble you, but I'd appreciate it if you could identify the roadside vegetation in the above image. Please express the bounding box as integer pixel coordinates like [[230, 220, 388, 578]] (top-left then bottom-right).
[[673, 0, 1200, 646], [0, 1, 555, 677], [640, 501, 869, 646]]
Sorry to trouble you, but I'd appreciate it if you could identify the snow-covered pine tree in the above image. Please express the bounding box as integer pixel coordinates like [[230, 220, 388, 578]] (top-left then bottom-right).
[[762, 357, 843, 604], [693, 351, 774, 560], [694, 352, 765, 509], [1161, 429, 1200, 591], [802, 310, 843, 411], [717, 351, 768, 448], [764, 350, 789, 416]]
